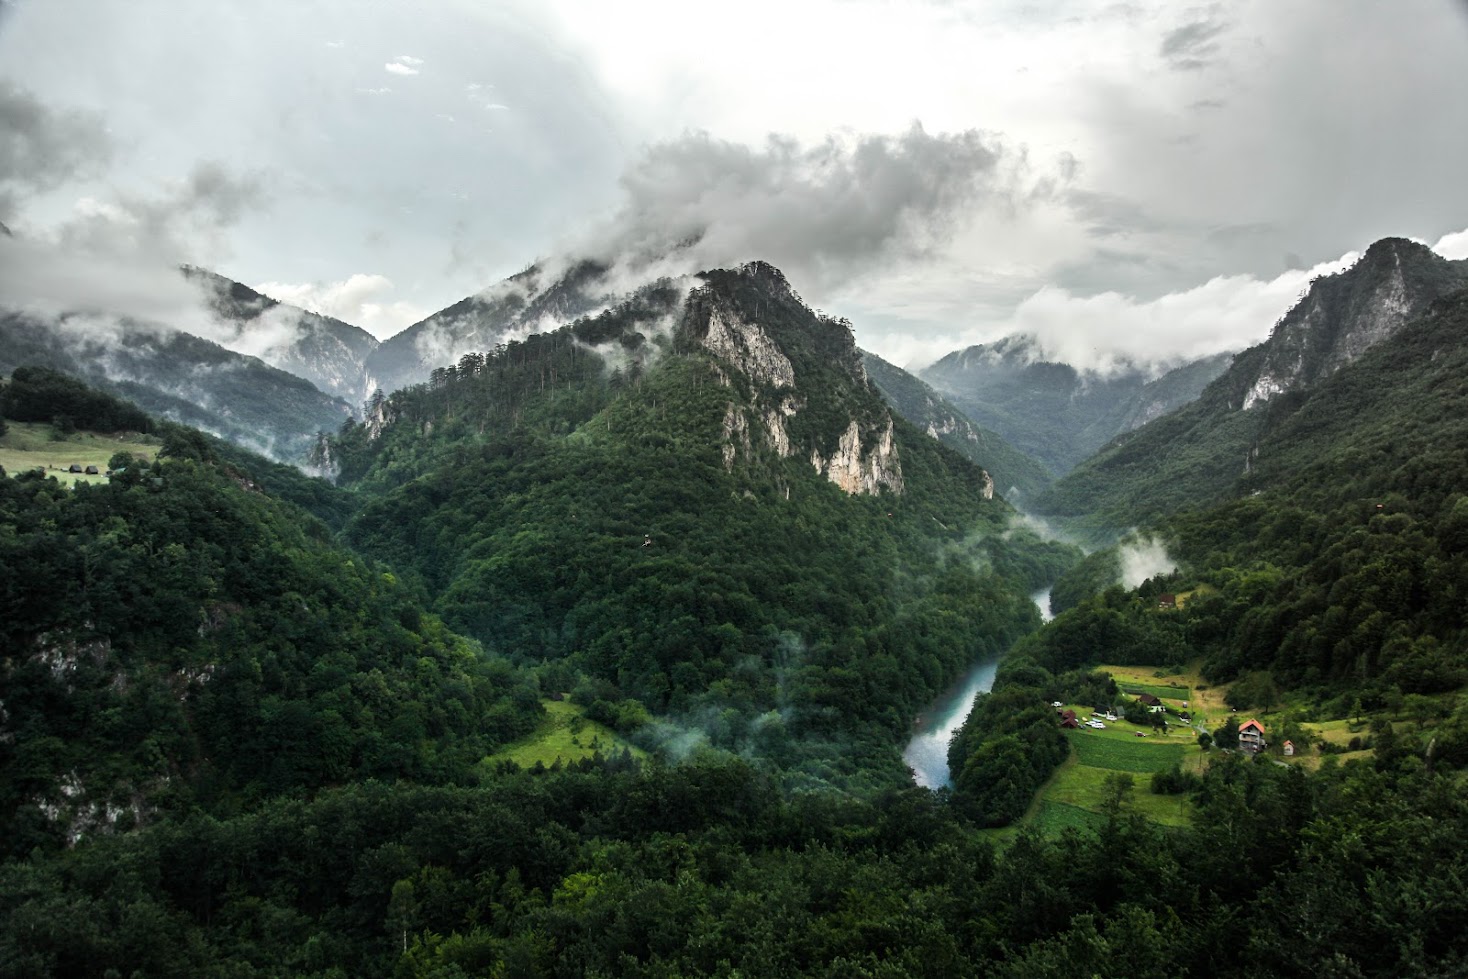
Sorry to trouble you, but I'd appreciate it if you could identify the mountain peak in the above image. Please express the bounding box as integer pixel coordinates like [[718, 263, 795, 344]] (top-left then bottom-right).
[[1241, 235, 1468, 410]]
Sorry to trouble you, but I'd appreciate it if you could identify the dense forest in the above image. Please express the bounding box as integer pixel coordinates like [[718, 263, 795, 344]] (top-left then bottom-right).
[[8, 253, 1468, 975]]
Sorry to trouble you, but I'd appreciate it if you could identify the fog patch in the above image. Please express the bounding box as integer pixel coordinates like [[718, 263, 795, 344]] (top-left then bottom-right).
[[1119, 535, 1176, 588]]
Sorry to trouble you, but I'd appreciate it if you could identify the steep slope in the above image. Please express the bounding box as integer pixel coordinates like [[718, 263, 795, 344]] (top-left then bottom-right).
[[1038, 238, 1468, 537], [920, 334, 1231, 475], [363, 259, 612, 398], [1014, 285, 1468, 701], [0, 384, 542, 856], [181, 266, 381, 403], [862, 350, 1053, 501], [333, 261, 1078, 784], [0, 311, 355, 460]]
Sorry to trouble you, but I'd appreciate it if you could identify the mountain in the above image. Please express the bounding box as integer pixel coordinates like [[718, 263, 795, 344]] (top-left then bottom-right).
[[1037, 237, 1468, 537], [861, 350, 1054, 501], [363, 259, 613, 399], [330, 261, 1078, 783], [0, 376, 544, 854], [0, 309, 356, 461], [180, 266, 381, 404], [919, 335, 1233, 475]]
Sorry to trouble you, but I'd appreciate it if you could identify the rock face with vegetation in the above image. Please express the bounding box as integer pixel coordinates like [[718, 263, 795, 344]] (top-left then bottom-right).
[[181, 266, 382, 404], [1036, 238, 1468, 538]]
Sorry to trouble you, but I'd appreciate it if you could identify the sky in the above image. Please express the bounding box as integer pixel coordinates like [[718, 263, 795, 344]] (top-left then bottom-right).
[[2, 0, 1467, 371]]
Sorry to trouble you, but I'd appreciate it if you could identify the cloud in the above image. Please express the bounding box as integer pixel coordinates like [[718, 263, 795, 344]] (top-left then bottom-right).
[[572, 123, 1055, 298], [1434, 227, 1468, 261], [870, 245, 1363, 374], [1119, 535, 1176, 588], [54, 160, 267, 265], [385, 55, 422, 76], [1159, 9, 1229, 71], [0, 81, 111, 221], [255, 273, 428, 339]]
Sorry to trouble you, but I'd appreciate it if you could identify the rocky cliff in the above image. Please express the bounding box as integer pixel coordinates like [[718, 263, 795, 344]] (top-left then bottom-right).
[[1240, 238, 1468, 410], [685, 263, 904, 497]]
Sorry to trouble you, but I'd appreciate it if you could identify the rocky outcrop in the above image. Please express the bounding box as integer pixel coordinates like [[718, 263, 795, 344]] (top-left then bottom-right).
[[811, 418, 905, 496], [1242, 238, 1468, 410], [700, 306, 796, 390]]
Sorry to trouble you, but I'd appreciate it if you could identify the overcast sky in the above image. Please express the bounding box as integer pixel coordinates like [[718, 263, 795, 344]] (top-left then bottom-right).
[[3, 0, 1467, 370]]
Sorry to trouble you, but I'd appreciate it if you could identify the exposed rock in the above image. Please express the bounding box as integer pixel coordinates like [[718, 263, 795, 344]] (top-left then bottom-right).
[[811, 419, 905, 496], [700, 305, 796, 390], [1243, 238, 1468, 410]]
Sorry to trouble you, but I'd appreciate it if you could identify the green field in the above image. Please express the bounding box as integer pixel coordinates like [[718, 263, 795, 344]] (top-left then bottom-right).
[[484, 699, 648, 770], [1067, 728, 1186, 773], [1031, 800, 1107, 835], [1116, 681, 1191, 702], [1041, 761, 1193, 827], [0, 422, 159, 484]]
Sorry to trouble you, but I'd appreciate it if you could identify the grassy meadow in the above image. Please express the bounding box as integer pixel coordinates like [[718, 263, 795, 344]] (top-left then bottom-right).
[[483, 699, 648, 770], [0, 421, 160, 484]]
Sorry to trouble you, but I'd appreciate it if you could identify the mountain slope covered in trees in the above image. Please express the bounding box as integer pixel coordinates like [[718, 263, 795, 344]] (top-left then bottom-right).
[[919, 334, 1233, 476], [1037, 238, 1468, 538], [329, 263, 1077, 785]]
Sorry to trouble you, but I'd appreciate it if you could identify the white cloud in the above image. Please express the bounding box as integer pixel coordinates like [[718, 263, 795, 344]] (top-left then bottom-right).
[[861, 247, 1361, 373], [1434, 227, 1468, 261], [384, 62, 418, 77], [396, 55, 424, 66], [255, 273, 427, 339]]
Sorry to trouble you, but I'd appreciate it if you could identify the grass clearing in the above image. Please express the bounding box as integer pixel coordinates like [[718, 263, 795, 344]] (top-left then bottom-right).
[[483, 699, 647, 770], [1066, 728, 1185, 773], [0, 422, 159, 484], [1032, 800, 1107, 835], [1041, 763, 1193, 827], [1115, 681, 1191, 703]]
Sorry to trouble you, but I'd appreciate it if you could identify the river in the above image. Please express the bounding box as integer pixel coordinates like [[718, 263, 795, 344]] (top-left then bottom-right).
[[901, 587, 1055, 788]]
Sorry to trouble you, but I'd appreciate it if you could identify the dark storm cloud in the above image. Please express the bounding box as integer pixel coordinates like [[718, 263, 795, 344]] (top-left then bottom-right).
[[1160, 10, 1228, 71], [581, 123, 1049, 295], [0, 82, 111, 220]]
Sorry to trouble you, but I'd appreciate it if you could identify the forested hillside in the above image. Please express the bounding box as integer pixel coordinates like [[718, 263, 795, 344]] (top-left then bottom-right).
[[330, 263, 1077, 785], [1038, 238, 1468, 538], [10, 279, 1468, 973], [862, 351, 1053, 501]]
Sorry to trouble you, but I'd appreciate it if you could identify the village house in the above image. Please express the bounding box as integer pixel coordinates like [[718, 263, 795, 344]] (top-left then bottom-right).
[[1157, 593, 1177, 609], [1239, 718, 1267, 753], [1283, 740, 1295, 756], [1059, 709, 1080, 729]]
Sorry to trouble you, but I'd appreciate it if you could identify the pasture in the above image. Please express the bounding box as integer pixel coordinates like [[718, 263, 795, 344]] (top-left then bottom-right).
[[483, 699, 647, 770]]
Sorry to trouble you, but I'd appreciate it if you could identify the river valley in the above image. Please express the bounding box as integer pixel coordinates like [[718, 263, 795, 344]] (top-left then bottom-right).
[[902, 587, 1055, 787]]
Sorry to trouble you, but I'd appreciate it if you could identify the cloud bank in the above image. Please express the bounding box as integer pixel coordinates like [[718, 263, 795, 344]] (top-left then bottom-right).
[[571, 124, 1056, 298]]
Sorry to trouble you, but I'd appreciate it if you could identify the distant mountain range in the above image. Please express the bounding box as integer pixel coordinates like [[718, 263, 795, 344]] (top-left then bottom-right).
[[919, 335, 1234, 477], [1036, 236, 1468, 537]]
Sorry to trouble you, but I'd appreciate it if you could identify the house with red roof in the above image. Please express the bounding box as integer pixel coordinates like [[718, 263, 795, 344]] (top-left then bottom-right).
[[1239, 718, 1267, 753]]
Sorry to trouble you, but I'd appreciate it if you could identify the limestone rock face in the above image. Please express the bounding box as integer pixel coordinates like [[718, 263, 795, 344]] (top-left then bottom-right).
[[691, 265, 907, 497], [1243, 238, 1468, 410], [810, 418, 904, 496], [700, 306, 797, 390]]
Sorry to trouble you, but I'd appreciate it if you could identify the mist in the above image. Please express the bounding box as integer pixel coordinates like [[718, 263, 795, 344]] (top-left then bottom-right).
[[1119, 535, 1177, 589]]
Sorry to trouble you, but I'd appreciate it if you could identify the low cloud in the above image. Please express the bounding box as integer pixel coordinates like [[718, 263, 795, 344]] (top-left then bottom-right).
[[0, 82, 111, 221], [1434, 227, 1468, 261], [55, 161, 267, 266], [256, 273, 429, 339], [571, 123, 1056, 299], [1119, 535, 1176, 589]]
